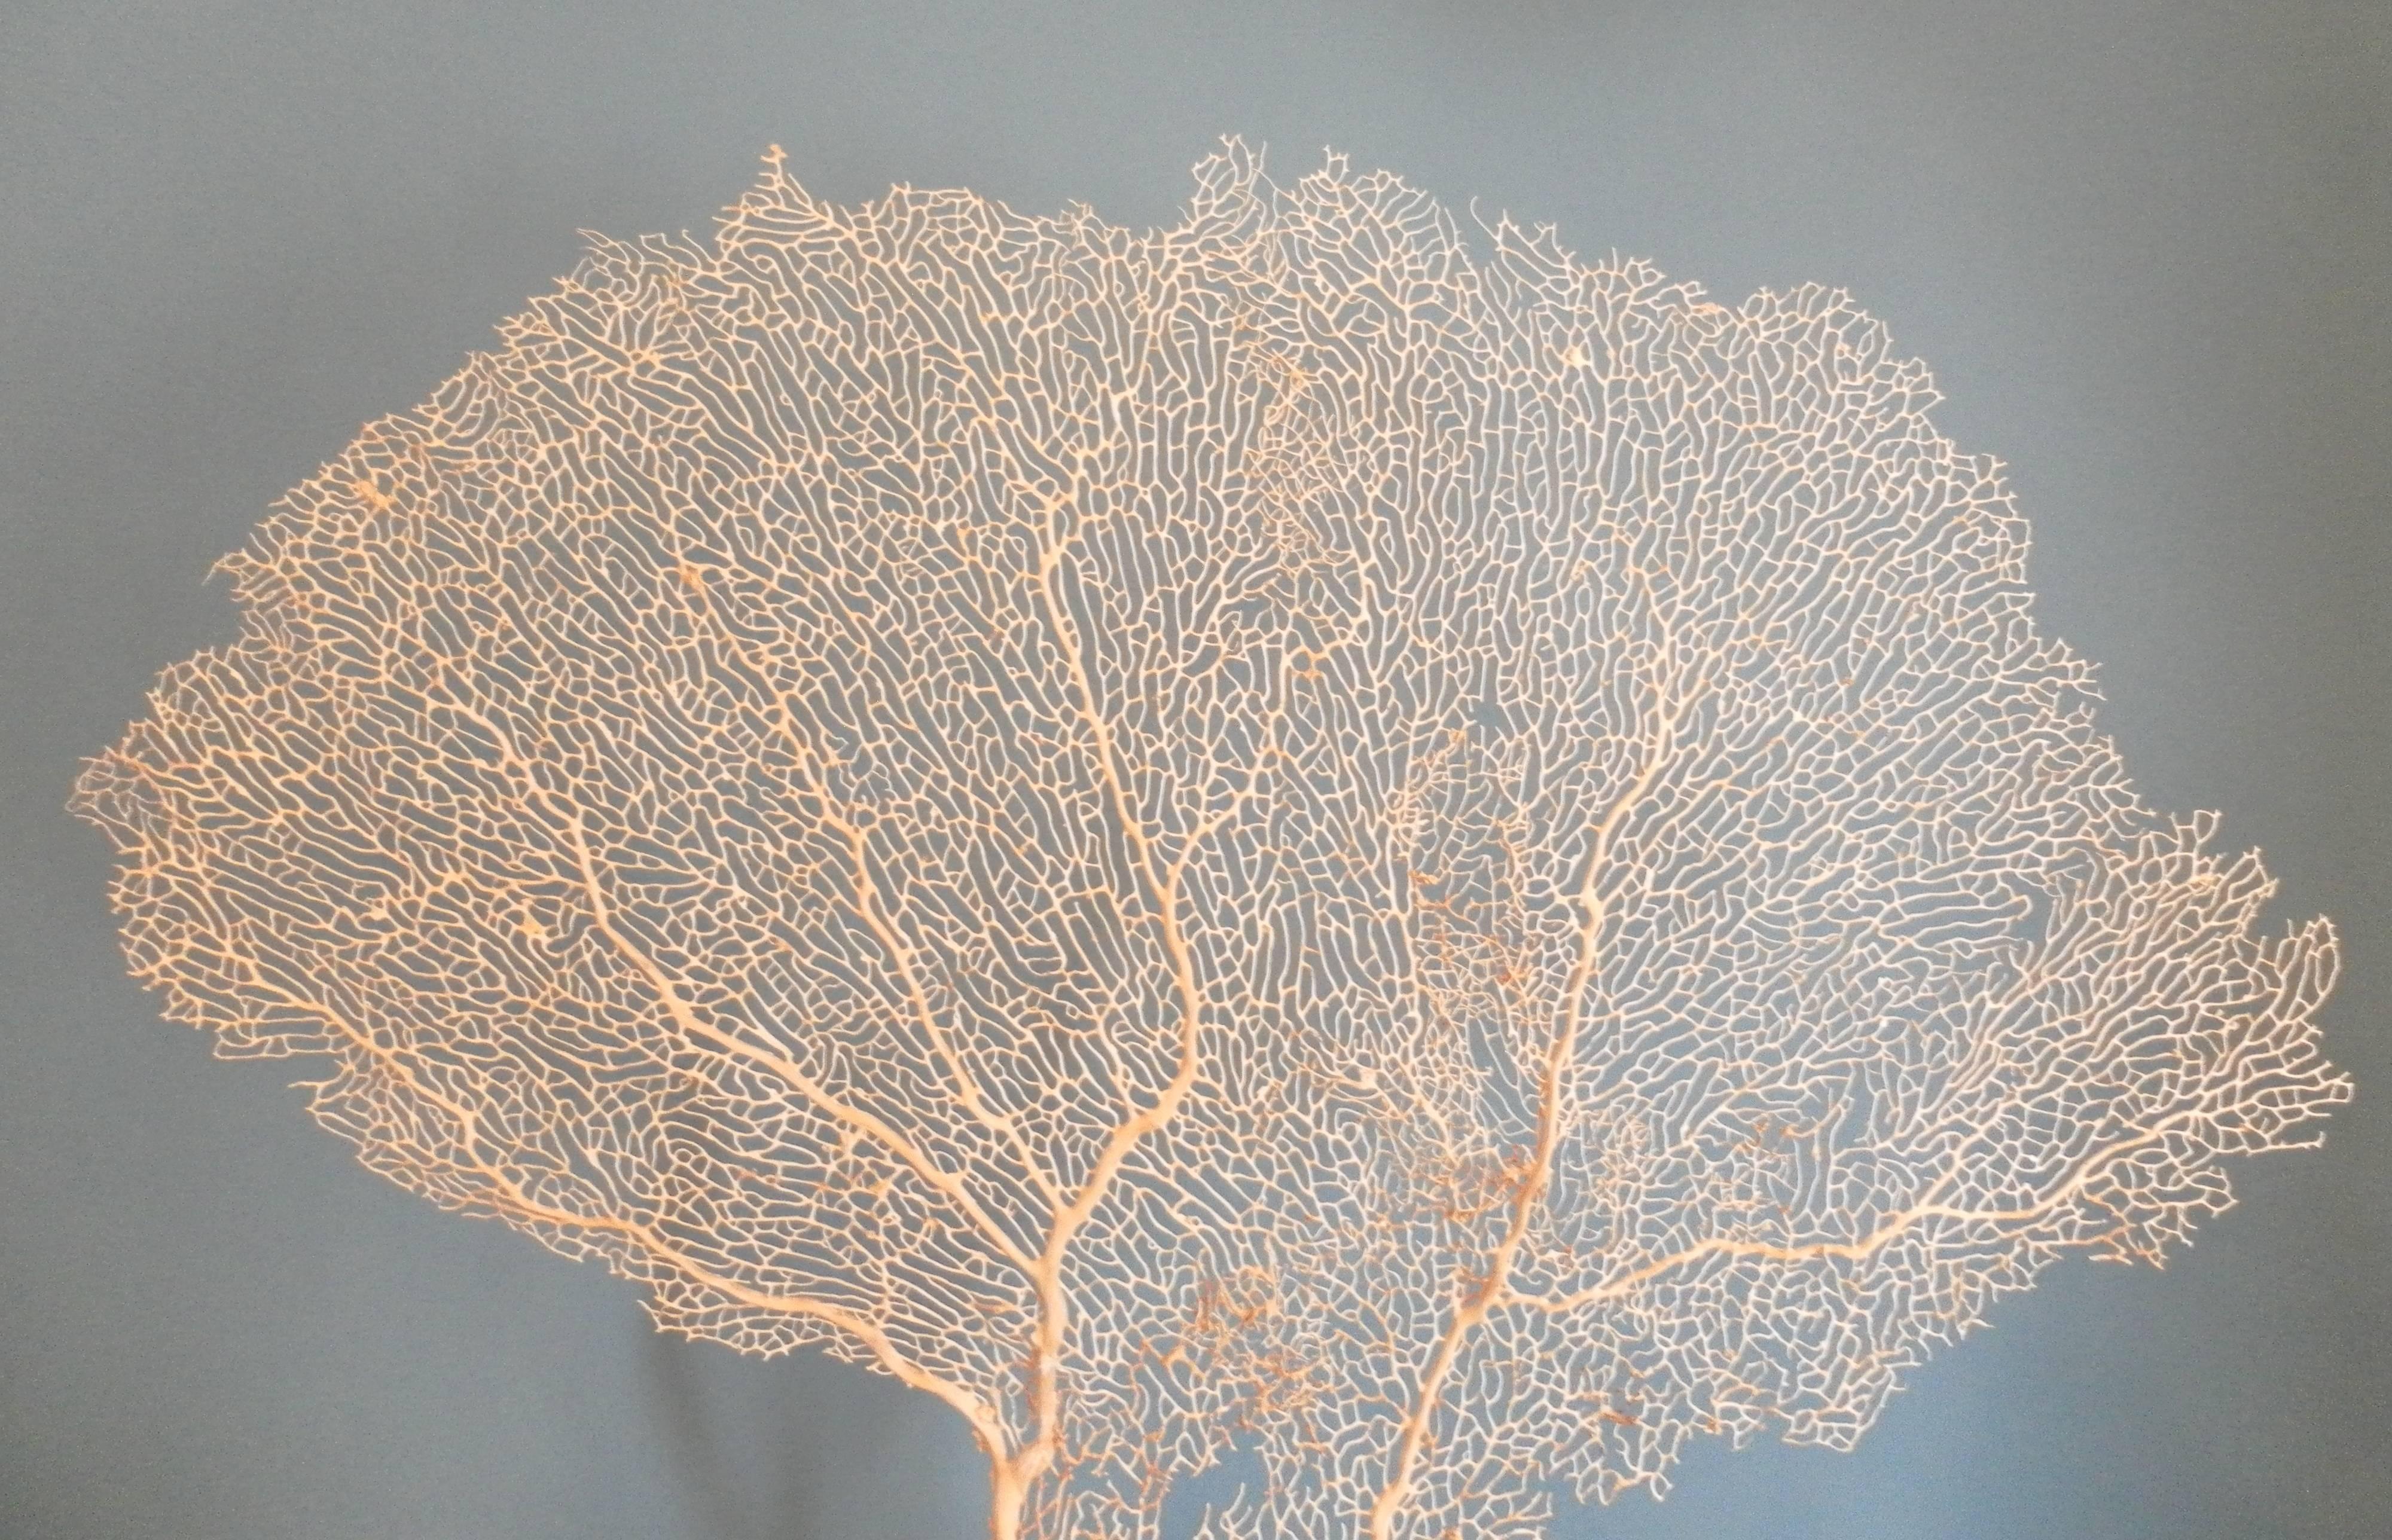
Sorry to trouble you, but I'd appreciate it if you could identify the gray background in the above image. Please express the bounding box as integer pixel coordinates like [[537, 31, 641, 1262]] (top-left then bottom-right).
[[3, 2, 2384, 1536]]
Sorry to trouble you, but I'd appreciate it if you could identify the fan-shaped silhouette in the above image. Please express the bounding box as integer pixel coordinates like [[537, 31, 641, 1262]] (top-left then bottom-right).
[[74, 143, 2347, 1539]]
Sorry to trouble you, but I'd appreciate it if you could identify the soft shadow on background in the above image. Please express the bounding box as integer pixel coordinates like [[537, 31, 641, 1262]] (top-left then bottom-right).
[[2, 3, 2384, 1537]]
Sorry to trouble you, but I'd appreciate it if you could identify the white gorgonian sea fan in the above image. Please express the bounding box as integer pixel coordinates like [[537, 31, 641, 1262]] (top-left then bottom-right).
[[74, 143, 2347, 1540]]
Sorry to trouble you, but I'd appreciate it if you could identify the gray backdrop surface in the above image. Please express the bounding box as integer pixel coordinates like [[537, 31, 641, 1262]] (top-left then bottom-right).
[[3, 3, 2384, 1536]]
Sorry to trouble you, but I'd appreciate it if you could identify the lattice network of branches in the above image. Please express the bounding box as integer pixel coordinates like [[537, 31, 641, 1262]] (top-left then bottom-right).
[[74, 144, 2347, 1540]]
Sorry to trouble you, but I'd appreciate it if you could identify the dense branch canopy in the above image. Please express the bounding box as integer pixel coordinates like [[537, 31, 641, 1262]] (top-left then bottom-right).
[[75, 143, 2346, 1540]]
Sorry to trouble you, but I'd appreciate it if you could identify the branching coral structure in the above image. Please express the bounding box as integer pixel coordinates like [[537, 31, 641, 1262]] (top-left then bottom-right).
[[74, 143, 2347, 1539]]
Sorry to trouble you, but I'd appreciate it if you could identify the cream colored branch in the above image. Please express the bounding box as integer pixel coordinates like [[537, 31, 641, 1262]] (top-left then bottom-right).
[[1506, 1110, 2201, 1316], [1365, 680, 1700, 1540]]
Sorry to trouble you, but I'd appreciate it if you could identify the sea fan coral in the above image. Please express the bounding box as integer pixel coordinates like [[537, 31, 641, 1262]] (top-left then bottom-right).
[[75, 143, 2346, 1539]]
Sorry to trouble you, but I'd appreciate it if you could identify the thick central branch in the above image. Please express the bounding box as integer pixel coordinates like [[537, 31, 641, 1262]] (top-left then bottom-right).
[[984, 514, 1217, 1530], [1365, 686, 1691, 1540]]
